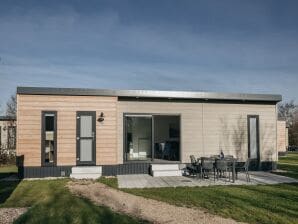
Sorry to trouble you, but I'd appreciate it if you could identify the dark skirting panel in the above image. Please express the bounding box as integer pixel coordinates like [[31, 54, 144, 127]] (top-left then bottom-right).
[[260, 161, 277, 171], [102, 163, 151, 176], [18, 166, 72, 178], [18, 162, 276, 178]]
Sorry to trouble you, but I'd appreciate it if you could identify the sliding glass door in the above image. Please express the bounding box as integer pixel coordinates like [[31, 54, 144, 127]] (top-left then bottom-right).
[[153, 115, 180, 161], [124, 114, 180, 162], [125, 115, 152, 161]]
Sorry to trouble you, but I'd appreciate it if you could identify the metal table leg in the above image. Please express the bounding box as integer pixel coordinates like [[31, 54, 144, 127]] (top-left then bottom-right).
[[232, 160, 236, 183]]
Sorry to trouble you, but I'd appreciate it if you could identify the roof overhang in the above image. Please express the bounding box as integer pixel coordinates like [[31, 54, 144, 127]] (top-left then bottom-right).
[[17, 87, 282, 103]]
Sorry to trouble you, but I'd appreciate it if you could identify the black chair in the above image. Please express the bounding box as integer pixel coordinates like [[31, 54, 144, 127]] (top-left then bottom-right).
[[190, 155, 197, 165], [236, 158, 250, 182], [187, 155, 200, 176], [215, 159, 230, 182], [201, 157, 215, 180]]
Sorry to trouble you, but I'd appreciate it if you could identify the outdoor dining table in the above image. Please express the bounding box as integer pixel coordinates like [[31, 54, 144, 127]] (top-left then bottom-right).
[[226, 158, 236, 183], [200, 157, 236, 183]]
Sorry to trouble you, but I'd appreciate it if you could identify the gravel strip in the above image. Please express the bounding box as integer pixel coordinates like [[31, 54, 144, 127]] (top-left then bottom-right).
[[68, 180, 245, 224], [0, 208, 28, 224]]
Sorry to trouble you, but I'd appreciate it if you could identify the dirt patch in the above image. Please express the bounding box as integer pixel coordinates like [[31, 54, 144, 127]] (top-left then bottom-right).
[[68, 180, 245, 224], [0, 208, 28, 224]]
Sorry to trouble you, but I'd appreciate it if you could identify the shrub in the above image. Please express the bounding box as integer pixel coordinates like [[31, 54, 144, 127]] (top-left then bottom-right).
[[0, 146, 16, 165]]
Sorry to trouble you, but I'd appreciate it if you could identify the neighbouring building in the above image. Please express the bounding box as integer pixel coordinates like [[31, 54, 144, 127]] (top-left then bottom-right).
[[16, 87, 282, 178], [0, 116, 17, 155], [277, 119, 289, 155]]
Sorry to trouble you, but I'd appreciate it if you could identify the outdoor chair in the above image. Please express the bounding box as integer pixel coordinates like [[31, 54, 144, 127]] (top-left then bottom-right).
[[200, 157, 215, 180], [225, 155, 234, 160], [215, 159, 230, 182], [224, 156, 235, 170], [187, 155, 200, 177], [235, 158, 251, 182], [210, 155, 220, 159]]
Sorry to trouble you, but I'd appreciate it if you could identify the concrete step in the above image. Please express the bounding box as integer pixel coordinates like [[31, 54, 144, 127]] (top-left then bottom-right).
[[71, 166, 102, 174], [152, 170, 182, 177], [150, 164, 180, 171], [70, 166, 102, 179], [150, 164, 182, 177], [70, 173, 102, 179]]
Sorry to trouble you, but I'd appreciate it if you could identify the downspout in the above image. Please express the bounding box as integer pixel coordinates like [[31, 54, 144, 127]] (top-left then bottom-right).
[[275, 104, 278, 166], [202, 103, 205, 156]]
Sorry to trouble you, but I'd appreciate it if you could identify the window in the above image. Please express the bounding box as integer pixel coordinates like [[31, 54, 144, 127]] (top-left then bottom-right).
[[248, 115, 260, 162], [7, 126, 16, 149], [42, 111, 57, 166]]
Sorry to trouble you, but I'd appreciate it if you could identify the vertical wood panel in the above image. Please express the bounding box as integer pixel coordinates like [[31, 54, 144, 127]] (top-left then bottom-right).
[[17, 94, 118, 166]]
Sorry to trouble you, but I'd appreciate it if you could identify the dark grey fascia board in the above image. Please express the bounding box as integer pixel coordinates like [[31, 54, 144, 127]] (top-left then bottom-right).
[[0, 116, 16, 121], [17, 86, 282, 102]]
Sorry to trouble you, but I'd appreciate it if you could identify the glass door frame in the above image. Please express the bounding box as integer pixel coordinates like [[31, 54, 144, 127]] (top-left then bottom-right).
[[247, 115, 260, 169], [123, 113, 181, 163], [41, 111, 57, 167], [76, 111, 96, 166]]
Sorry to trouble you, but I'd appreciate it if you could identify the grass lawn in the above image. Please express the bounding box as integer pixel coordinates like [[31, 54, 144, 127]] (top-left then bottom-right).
[[275, 152, 298, 179], [278, 152, 298, 164], [1, 153, 297, 224], [99, 177, 298, 224], [274, 163, 298, 179], [0, 179, 147, 224], [99, 154, 298, 224], [99, 176, 118, 188]]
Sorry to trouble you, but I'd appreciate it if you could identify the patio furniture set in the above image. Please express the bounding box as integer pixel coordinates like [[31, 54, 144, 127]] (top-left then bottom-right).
[[187, 155, 251, 183]]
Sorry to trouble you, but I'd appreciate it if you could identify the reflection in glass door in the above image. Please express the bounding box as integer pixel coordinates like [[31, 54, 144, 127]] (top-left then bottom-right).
[[125, 115, 152, 161], [124, 114, 180, 162], [248, 115, 260, 169], [154, 115, 180, 161]]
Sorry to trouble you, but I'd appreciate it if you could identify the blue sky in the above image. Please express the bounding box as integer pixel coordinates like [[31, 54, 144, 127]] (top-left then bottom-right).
[[0, 0, 298, 112]]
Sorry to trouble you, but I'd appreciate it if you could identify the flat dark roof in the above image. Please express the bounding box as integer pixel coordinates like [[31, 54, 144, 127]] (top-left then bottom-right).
[[17, 86, 282, 102]]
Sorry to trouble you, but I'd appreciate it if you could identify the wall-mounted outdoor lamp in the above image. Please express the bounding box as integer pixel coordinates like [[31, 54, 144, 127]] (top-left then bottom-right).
[[97, 112, 105, 122]]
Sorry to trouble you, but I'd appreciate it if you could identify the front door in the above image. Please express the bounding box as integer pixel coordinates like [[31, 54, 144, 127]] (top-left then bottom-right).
[[247, 115, 260, 170], [76, 111, 96, 165]]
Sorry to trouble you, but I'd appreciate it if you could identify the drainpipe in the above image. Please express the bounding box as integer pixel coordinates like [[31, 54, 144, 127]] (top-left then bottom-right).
[[202, 103, 205, 156]]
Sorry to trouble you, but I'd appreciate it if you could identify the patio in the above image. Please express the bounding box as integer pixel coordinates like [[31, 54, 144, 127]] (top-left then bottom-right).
[[117, 171, 298, 188]]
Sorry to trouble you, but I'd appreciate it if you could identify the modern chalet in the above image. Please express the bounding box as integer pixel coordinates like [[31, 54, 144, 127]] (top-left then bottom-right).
[[16, 87, 282, 178]]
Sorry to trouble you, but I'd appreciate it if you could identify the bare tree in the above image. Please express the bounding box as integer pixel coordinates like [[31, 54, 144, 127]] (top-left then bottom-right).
[[278, 101, 298, 146], [289, 110, 298, 146], [278, 100, 297, 126], [6, 94, 17, 117]]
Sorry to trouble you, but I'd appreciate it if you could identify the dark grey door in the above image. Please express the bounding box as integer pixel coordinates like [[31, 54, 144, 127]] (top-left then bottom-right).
[[76, 111, 96, 165], [248, 115, 260, 170]]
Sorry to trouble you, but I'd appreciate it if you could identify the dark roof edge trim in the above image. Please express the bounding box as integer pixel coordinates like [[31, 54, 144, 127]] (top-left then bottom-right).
[[0, 116, 16, 121], [17, 87, 282, 102]]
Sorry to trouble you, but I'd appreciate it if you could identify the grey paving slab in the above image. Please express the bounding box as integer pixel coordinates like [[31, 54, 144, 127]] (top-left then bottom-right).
[[117, 172, 298, 189]]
